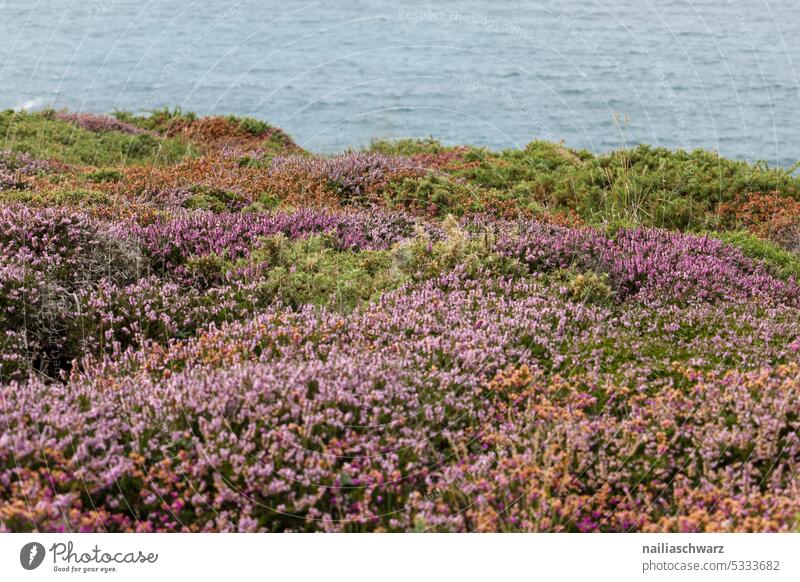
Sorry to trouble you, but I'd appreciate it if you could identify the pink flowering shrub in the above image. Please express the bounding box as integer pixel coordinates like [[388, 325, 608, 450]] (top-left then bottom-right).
[[0, 150, 56, 191], [2, 193, 800, 532], [134, 207, 423, 270], [498, 221, 800, 305], [5, 111, 800, 533], [2, 271, 800, 532], [0, 204, 435, 379], [1, 203, 798, 381]]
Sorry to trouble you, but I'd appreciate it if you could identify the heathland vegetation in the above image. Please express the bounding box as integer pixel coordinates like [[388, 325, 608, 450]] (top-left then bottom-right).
[[1, 107, 800, 532]]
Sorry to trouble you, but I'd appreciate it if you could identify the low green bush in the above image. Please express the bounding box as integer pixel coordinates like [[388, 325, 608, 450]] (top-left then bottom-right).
[[86, 168, 123, 183], [368, 137, 447, 156], [241, 234, 397, 311], [221, 217, 524, 312], [182, 185, 247, 212], [0, 110, 192, 166], [549, 269, 614, 304], [385, 174, 477, 216], [0, 188, 113, 208], [435, 142, 800, 229]]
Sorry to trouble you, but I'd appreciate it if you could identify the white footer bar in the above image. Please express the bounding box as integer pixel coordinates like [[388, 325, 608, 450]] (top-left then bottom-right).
[[1, 533, 798, 581]]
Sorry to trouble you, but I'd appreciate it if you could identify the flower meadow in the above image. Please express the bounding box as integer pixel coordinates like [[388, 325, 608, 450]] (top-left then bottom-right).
[[1, 109, 800, 532]]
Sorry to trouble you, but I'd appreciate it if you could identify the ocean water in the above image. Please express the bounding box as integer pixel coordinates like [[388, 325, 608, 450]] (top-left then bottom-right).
[[1, 0, 799, 165]]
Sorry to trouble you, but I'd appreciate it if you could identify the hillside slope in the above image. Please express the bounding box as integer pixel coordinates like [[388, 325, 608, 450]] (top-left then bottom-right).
[[1, 109, 800, 532]]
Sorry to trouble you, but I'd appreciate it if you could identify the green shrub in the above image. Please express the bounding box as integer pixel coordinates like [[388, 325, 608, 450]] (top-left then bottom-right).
[[86, 168, 123, 183], [0, 188, 112, 208], [552, 269, 614, 304], [368, 137, 446, 156], [185, 253, 232, 288], [437, 141, 800, 229], [242, 191, 282, 213], [243, 234, 398, 311], [225, 218, 525, 312], [452, 141, 587, 191], [182, 185, 246, 212], [390, 216, 524, 281], [568, 146, 800, 229], [385, 174, 477, 216], [0, 110, 192, 166], [225, 115, 272, 136]]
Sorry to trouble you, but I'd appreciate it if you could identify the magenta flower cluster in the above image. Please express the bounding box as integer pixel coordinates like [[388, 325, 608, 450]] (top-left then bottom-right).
[[497, 220, 800, 305], [132, 208, 424, 268], [0, 150, 56, 191], [270, 152, 425, 198], [2, 203, 800, 532], [0, 205, 426, 378], [3, 270, 800, 532]]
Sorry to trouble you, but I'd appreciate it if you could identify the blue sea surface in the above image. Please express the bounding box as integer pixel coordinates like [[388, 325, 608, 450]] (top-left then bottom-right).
[[1, 0, 799, 165]]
